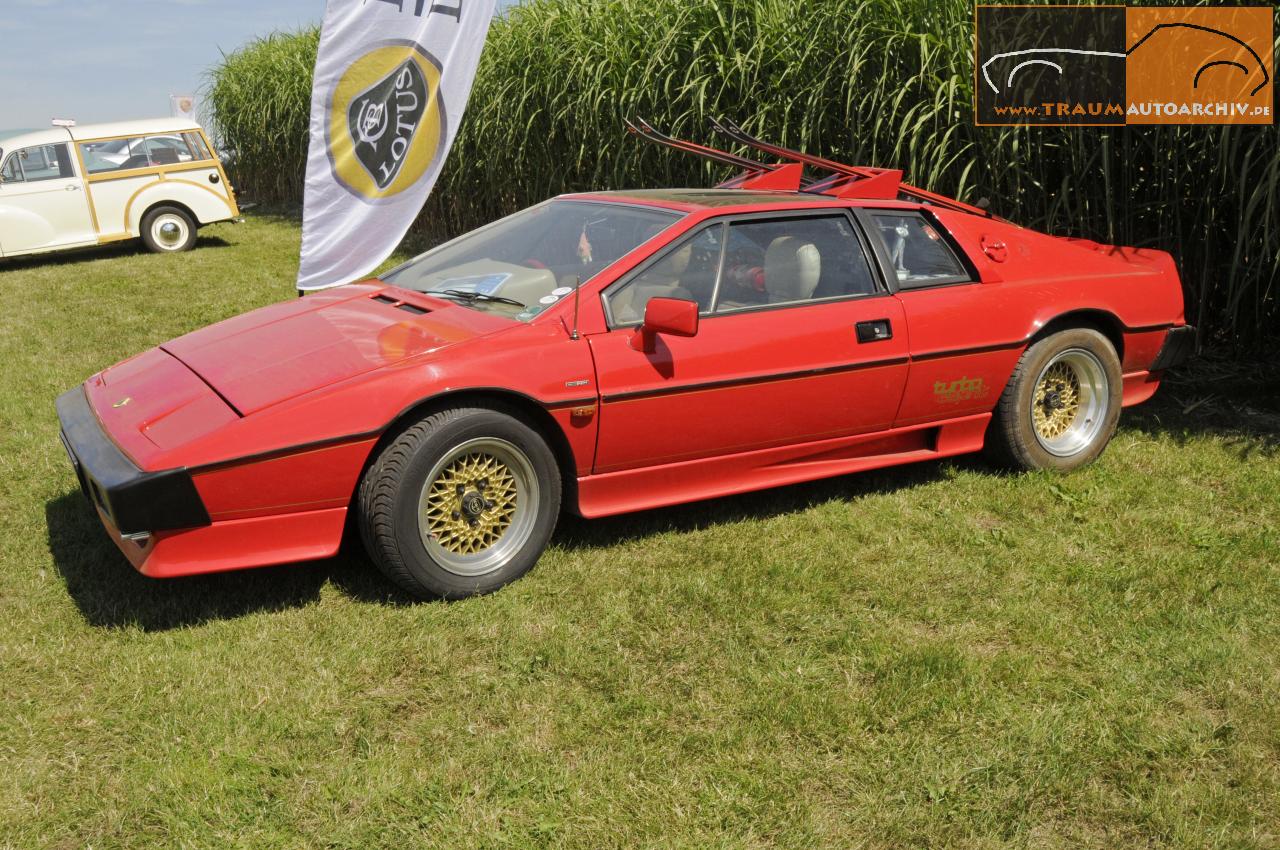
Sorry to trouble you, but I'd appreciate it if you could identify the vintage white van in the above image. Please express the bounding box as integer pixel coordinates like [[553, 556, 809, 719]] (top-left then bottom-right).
[[0, 118, 239, 258]]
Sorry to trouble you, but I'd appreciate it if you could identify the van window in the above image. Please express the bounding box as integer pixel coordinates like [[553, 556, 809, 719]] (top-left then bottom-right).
[[1, 144, 75, 183], [1, 153, 22, 183], [80, 137, 153, 174], [144, 135, 195, 165], [183, 132, 213, 161]]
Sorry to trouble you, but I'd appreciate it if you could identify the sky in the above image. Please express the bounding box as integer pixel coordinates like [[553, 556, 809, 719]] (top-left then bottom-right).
[[1, 0, 518, 132]]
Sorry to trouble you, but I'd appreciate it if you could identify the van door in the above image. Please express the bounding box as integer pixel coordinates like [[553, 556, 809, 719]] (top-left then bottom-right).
[[0, 143, 96, 254]]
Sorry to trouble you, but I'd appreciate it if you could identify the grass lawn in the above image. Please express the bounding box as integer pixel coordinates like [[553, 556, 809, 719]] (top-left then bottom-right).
[[2, 214, 1278, 849]]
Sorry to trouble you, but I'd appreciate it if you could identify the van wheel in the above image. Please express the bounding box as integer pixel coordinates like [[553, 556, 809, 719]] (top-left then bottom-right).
[[987, 328, 1122, 472], [357, 406, 561, 599], [141, 206, 197, 253]]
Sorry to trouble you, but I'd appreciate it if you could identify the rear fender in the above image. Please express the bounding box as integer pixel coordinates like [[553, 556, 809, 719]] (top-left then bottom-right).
[[126, 180, 235, 233]]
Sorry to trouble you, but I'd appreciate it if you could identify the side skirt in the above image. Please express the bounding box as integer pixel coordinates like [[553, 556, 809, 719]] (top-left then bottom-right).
[[576, 413, 991, 519]]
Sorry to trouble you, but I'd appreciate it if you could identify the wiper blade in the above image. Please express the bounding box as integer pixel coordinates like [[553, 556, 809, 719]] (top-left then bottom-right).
[[433, 289, 526, 308]]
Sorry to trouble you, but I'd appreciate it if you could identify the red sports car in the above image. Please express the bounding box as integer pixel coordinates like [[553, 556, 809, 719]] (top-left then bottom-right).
[[56, 121, 1193, 598]]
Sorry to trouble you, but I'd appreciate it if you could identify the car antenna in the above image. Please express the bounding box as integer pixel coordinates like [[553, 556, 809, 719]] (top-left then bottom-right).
[[570, 275, 581, 340]]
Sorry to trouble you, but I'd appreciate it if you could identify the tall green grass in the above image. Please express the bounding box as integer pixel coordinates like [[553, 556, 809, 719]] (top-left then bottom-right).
[[205, 29, 319, 204], [206, 0, 1279, 350]]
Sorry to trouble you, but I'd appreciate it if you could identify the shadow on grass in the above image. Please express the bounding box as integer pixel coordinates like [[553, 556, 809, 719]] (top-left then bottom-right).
[[1123, 357, 1280, 458], [0, 235, 232, 272], [45, 457, 962, 630], [45, 491, 370, 630]]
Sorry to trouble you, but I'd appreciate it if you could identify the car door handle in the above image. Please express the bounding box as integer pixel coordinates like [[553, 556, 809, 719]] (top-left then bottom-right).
[[65, 185, 80, 191], [855, 319, 893, 343]]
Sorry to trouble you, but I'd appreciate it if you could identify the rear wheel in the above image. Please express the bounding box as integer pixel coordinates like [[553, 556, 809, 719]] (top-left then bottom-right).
[[141, 206, 197, 253], [988, 328, 1122, 471], [357, 406, 561, 599]]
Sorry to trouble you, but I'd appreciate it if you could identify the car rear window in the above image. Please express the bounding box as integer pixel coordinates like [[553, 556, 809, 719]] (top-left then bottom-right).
[[870, 212, 970, 287]]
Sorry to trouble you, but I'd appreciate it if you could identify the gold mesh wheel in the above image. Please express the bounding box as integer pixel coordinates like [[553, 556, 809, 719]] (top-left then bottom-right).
[[1029, 348, 1110, 457], [1032, 361, 1081, 440], [423, 452, 518, 554], [417, 437, 539, 576]]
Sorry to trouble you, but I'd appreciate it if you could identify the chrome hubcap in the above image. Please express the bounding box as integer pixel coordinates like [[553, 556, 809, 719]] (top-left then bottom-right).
[[418, 437, 538, 577], [1031, 348, 1109, 457], [153, 215, 187, 249]]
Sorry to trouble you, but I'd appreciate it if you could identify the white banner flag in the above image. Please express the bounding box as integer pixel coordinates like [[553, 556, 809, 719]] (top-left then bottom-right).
[[170, 94, 198, 121], [298, 0, 496, 290]]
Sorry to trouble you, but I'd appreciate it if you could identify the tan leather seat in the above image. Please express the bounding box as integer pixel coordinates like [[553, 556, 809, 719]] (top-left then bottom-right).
[[764, 237, 821, 304], [611, 241, 694, 323]]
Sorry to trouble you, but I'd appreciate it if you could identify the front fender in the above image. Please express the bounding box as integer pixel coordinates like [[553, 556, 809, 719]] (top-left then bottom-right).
[[0, 200, 57, 250]]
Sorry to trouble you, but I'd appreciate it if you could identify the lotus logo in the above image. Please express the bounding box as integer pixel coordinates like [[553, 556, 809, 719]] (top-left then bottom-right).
[[348, 59, 429, 190], [326, 42, 446, 201], [355, 100, 388, 144]]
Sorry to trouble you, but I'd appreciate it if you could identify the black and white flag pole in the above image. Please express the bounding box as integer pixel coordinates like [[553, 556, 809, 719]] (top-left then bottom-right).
[[297, 0, 496, 291]]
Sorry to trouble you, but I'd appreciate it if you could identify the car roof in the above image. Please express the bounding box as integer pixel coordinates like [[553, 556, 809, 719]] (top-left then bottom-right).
[[559, 188, 920, 213], [0, 118, 204, 151]]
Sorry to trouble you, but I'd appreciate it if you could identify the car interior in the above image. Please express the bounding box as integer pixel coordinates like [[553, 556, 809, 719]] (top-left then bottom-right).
[[609, 215, 881, 324]]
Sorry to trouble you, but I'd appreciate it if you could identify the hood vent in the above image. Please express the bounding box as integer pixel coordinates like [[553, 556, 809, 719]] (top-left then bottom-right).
[[371, 292, 430, 315]]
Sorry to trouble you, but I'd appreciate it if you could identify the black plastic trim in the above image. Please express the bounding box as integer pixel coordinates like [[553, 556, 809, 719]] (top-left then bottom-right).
[[55, 387, 211, 535], [911, 337, 1030, 362], [1149, 325, 1195, 372]]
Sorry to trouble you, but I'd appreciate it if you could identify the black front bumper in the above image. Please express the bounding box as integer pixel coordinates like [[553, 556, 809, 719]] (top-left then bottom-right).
[[55, 387, 210, 536], [1150, 325, 1196, 372]]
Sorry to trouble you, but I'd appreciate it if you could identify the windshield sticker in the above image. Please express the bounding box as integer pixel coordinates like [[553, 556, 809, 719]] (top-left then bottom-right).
[[538, 295, 559, 305], [436, 273, 510, 294], [551, 286, 573, 296]]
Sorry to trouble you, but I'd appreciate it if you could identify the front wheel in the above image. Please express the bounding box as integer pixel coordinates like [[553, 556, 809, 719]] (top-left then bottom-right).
[[357, 406, 561, 599], [987, 327, 1123, 472], [140, 206, 198, 253]]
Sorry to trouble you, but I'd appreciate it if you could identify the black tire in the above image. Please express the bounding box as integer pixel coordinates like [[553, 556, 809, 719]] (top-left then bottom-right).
[[357, 406, 561, 599], [140, 206, 197, 253], [987, 327, 1123, 472]]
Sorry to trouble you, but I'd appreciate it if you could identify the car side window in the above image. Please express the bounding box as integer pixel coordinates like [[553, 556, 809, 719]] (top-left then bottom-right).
[[80, 136, 151, 174], [871, 212, 969, 287], [713, 215, 878, 313], [606, 225, 723, 325], [1, 152, 23, 183], [183, 132, 213, 161], [144, 135, 194, 166], [2, 144, 74, 183]]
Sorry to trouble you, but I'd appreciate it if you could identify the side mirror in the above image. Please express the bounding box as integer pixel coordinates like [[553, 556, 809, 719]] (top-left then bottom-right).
[[630, 297, 699, 353]]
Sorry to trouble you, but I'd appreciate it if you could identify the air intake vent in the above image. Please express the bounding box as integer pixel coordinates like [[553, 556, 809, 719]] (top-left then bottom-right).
[[371, 292, 430, 315]]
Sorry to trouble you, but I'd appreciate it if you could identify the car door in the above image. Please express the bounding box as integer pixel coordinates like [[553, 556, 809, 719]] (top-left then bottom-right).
[[0, 143, 95, 254], [589, 211, 909, 474]]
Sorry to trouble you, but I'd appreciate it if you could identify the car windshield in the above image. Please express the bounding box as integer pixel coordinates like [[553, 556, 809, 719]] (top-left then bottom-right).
[[382, 200, 683, 321]]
